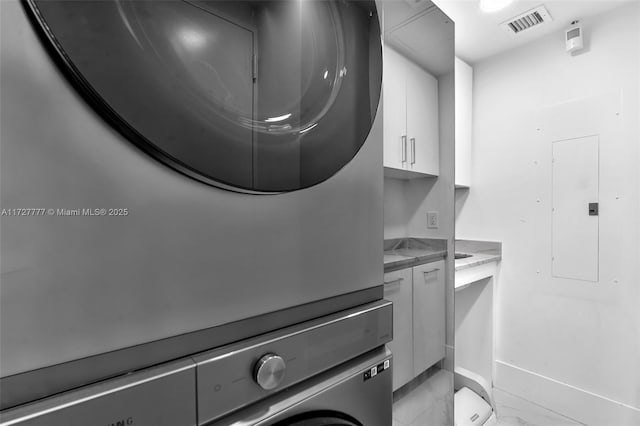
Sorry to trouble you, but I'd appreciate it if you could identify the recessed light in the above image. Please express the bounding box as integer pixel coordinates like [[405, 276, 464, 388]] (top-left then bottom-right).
[[479, 0, 514, 13]]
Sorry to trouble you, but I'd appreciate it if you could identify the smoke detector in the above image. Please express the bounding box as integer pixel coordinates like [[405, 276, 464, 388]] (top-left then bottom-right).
[[501, 5, 553, 34]]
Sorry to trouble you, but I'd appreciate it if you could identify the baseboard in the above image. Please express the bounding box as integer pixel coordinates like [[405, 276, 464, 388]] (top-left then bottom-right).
[[495, 360, 640, 426]]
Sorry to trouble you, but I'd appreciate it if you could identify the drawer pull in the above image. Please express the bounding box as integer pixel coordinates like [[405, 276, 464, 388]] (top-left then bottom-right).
[[383, 278, 403, 287], [422, 268, 440, 276]]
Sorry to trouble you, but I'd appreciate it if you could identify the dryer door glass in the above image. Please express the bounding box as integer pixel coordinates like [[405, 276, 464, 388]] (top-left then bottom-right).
[[27, 0, 382, 193]]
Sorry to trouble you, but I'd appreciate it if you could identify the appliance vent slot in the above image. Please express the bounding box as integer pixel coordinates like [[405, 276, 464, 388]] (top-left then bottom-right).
[[502, 5, 553, 34]]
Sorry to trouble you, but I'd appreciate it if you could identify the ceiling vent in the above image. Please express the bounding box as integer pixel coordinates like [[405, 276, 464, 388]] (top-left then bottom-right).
[[501, 5, 553, 34]]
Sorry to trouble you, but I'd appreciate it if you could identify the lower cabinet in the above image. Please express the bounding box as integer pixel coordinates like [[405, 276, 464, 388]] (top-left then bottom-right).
[[383, 267, 413, 390], [412, 261, 446, 376], [384, 259, 445, 391]]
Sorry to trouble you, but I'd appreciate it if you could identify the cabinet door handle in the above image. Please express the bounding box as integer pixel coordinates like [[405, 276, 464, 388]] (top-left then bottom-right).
[[410, 138, 416, 165], [384, 278, 404, 287], [401, 135, 407, 163], [422, 268, 440, 277]]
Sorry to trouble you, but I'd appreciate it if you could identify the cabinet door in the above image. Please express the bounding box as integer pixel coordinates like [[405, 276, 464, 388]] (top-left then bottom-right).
[[383, 46, 407, 170], [383, 268, 413, 391], [406, 61, 439, 176], [412, 260, 445, 375]]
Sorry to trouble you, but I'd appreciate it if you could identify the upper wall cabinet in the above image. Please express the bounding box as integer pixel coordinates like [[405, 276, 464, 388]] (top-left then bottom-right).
[[383, 46, 439, 178], [455, 57, 473, 188]]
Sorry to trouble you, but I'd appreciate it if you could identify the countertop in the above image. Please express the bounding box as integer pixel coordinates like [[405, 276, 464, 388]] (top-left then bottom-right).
[[454, 239, 502, 272], [383, 238, 447, 273], [383, 238, 501, 273]]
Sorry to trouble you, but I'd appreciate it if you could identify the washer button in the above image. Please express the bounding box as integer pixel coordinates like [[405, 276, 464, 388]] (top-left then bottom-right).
[[254, 354, 286, 390]]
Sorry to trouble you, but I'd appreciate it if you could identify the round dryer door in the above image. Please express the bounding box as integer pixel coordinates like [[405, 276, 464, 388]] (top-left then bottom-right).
[[272, 411, 362, 426], [25, 0, 382, 193]]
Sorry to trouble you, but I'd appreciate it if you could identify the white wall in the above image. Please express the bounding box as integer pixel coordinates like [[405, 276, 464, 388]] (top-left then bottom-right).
[[456, 3, 640, 424], [383, 177, 409, 238]]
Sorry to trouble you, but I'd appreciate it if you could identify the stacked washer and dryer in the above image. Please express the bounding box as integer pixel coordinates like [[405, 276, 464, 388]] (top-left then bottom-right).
[[0, 0, 390, 424]]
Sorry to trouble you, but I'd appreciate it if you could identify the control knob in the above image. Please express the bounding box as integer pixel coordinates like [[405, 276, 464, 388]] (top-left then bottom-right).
[[254, 353, 286, 390]]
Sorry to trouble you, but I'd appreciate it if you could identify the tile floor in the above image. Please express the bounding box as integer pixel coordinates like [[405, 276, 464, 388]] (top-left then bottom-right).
[[392, 370, 585, 426], [493, 388, 585, 426], [392, 368, 454, 426]]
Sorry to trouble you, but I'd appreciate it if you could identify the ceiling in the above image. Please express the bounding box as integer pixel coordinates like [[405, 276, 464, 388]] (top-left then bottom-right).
[[383, 1, 455, 76], [430, 0, 635, 64]]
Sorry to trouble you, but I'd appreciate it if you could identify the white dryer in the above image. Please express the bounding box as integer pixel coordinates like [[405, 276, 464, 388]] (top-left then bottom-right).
[[0, 0, 383, 410]]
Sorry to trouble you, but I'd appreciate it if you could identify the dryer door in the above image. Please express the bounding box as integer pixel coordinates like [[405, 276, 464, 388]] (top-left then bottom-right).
[[26, 0, 382, 193]]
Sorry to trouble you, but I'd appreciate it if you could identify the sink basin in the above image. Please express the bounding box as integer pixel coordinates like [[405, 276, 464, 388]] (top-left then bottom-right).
[[454, 253, 472, 260]]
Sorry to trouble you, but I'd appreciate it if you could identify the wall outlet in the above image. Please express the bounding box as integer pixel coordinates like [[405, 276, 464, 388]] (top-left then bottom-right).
[[427, 211, 439, 229]]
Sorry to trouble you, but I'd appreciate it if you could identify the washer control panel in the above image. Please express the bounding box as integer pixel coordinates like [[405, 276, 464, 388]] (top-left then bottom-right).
[[193, 300, 392, 425]]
